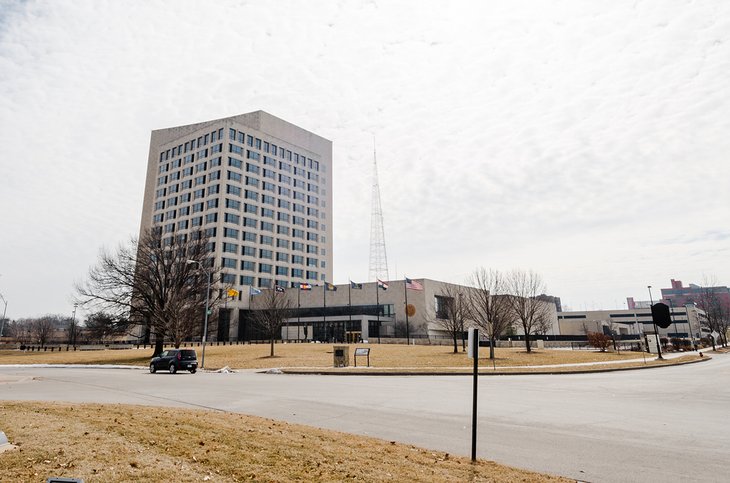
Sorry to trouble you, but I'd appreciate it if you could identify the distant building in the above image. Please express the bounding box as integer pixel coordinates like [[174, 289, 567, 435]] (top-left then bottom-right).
[[536, 294, 562, 312], [241, 278, 559, 343], [626, 297, 651, 309], [557, 305, 707, 341], [138, 111, 333, 340], [660, 279, 730, 308]]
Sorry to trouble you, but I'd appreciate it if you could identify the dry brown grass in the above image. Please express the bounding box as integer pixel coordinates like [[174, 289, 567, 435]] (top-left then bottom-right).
[[285, 354, 704, 374], [0, 401, 568, 482], [0, 344, 642, 370]]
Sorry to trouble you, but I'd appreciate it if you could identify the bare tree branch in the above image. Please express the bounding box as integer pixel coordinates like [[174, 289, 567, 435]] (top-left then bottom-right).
[[466, 268, 514, 359], [76, 228, 220, 355], [506, 269, 551, 353], [432, 283, 469, 353], [251, 288, 293, 357], [696, 275, 730, 349]]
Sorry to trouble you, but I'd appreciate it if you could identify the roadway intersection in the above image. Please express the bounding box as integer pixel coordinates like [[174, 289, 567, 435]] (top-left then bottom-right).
[[1, 353, 728, 482]]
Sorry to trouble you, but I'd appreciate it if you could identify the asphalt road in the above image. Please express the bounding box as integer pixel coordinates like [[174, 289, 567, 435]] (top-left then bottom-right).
[[1, 354, 728, 482]]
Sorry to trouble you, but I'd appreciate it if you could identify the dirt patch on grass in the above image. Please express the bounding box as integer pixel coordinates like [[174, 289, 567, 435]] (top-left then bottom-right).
[[1, 344, 644, 370], [0, 401, 568, 482]]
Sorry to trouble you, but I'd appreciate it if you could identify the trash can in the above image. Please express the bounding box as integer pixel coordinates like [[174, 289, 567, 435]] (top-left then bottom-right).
[[333, 345, 349, 367]]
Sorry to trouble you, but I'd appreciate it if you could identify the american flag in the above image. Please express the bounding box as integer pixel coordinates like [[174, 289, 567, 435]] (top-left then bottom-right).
[[299, 283, 312, 291], [377, 279, 389, 290], [405, 277, 424, 291]]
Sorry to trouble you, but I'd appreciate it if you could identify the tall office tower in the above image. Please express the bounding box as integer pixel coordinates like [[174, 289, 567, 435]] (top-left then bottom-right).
[[139, 111, 333, 304]]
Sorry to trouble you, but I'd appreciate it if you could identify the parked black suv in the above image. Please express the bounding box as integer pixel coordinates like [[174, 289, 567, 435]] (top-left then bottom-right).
[[150, 349, 198, 374]]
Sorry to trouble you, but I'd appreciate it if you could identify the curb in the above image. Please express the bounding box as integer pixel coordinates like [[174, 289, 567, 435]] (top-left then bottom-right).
[[275, 356, 711, 376], [0, 364, 146, 370]]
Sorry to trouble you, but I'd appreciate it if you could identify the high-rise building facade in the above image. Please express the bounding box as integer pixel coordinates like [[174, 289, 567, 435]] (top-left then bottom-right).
[[139, 111, 333, 300]]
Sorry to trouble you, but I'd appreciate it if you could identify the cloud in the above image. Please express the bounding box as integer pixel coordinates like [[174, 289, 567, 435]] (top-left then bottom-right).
[[1, 0, 729, 317]]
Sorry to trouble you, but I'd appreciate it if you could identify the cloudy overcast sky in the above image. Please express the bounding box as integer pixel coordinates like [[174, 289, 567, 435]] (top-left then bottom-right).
[[1, 0, 728, 319]]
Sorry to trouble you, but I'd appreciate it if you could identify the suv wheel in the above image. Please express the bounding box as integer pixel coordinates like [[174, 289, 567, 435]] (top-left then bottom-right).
[[149, 363, 156, 374], [190, 368, 197, 374], [169, 363, 177, 374]]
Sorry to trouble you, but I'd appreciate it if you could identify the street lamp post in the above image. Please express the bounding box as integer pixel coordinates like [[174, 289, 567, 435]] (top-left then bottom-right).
[[667, 298, 681, 348], [187, 260, 211, 370], [685, 303, 697, 350], [648, 285, 663, 359], [68, 303, 78, 349], [0, 293, 7, 339]]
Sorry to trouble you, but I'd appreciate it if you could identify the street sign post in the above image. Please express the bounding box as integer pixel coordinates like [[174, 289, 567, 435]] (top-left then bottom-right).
[[468, 328, 478, 462]]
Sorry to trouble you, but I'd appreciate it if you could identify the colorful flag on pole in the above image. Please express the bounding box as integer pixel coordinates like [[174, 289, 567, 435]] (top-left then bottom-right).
[[325, 282, 337, 291], [275, 285, 285, 293], [249, 287, 262, 296], [227, 288, 240, 298], [377, 279, 389, 290], [405, 277, 424, 291], [350, 281, 363, 289], [299, 282, 312, 291]]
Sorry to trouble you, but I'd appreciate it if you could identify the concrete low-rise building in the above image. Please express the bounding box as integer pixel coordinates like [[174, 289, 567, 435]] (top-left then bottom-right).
[[557, 305, 707, 344], [239, 278, 459, 343], [233, 278, 559, 344]]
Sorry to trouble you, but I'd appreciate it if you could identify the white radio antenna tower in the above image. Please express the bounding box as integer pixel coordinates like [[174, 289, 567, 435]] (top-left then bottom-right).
[[368, 138, 389, 282]]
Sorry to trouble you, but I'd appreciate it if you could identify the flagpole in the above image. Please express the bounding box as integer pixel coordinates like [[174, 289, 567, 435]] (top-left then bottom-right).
[[297, 287, 301, 342], [404, 278, 410, 344], [376, 282, 380, 344], [348, 282, 352, 328], [323, 284, 327, 342], [248, 289, 252, 343]]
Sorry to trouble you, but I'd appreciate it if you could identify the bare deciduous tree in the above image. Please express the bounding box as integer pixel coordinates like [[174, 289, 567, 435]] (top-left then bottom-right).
[[251, 288, 293, 357], [76, 228, 219, 356], [6, 319, 32, 345], [31, 315, 59, 347], [506, 269, 552, 353], [433, 283, 469, 353], [467, 268, 513, 359], [696, 276, 730, 349]]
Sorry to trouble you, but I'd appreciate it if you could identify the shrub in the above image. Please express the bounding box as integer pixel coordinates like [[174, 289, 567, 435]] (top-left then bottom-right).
[[587, 332, 612, 352]]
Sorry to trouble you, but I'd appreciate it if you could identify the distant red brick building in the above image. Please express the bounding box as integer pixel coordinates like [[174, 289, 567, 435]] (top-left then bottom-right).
[[660, 279, 730, 309]]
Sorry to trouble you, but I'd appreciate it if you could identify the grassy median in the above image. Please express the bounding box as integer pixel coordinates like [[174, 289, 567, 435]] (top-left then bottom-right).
[[0, 343, 646, 370], [0, 401, 569, 482]]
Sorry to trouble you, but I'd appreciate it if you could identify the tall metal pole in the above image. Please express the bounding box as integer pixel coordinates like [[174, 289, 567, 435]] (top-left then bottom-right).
[[685, 304, 696, 350], [323, 284, 327, 342], [470, 328, 479, 462], [68, 303, 78, 349], [634, 308, 646, 364], [187, 260, 211, 369], [248, 290, 252, 343], [648, 286, 663, 359], [202, 269, 211, 369], [668, 298, 680, 342], [404, 280, 410, 344], [0, 293, 7, 338], [376, 283, 381, 344], [297, 288, 301, 342]]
